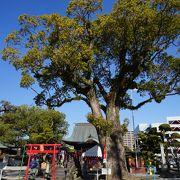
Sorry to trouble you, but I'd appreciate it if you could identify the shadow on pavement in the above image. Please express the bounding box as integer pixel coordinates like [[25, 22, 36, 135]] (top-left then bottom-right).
[[159, 169, 180, 178]]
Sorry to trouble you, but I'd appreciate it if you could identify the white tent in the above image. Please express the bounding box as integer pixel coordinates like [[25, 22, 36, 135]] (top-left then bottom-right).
[[83, 145, 102, 157]]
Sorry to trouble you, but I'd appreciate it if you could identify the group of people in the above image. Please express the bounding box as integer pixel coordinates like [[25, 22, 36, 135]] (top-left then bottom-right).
[[29, 155, 50, 180], [29, 149, 69, 179], [2, 153, 17, 167]]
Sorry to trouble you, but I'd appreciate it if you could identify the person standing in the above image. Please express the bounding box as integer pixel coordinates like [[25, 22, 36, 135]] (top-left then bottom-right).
[[29, 157, 38, 179], [2, 154, 9, 167], [41, 161, 47, 179], [82, 159, 90, 180], [60, 150, 65, 168], [45, 160, 50, 180]]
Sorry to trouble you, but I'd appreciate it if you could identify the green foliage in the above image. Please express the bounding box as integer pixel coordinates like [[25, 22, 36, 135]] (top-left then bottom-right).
[[167, 132, 180, 159], [159, 123, 171, 142], [95, 0, 180, 104], [87, 113, 113, 135], [67, 0, 102, 18], [159, 123, 171, 132], [0, 100, 16, 113], [121, 118, 129, 135], [1, 0, 179, 111], [20, 74, 35, 88], [0, 101, 68, 146], [171, 133, 180, 139]]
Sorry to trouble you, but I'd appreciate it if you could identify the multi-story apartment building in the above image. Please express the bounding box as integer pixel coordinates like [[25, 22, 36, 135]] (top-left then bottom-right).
[[123, 131, 135, 151]]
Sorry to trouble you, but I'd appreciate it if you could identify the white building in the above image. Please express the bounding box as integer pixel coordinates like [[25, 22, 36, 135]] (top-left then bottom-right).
[[166, 116, 180, 142], [135, 116, 180, 136], [167, 116, 180, 133]]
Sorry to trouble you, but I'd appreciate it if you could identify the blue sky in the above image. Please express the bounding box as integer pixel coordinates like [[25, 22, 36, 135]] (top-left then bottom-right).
[[0, 0, 179, 136]]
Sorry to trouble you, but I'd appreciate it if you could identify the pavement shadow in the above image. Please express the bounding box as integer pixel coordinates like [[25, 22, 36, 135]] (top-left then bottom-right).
[[159, 169, 180, 178]]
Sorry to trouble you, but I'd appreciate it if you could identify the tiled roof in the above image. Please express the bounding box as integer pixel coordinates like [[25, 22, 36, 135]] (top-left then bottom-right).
[[63, 123, 99, 144]]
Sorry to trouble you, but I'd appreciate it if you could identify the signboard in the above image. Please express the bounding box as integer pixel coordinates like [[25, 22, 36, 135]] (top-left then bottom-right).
[[101, 168, 111, 175]]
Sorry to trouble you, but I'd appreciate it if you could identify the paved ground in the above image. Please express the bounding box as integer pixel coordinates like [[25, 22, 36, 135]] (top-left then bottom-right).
[[55, 167, 70, 180], [0, 166, 70, 180], [133, 173, 180, 180], [1, 162, 179, 180]]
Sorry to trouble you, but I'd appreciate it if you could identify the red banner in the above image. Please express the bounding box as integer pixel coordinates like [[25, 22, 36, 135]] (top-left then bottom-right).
[[103, 143, 106, 161]]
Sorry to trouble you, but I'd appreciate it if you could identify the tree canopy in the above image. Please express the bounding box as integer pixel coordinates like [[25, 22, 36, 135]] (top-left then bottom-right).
[[159, 123, 172, 133], [2, 0, 179, 110], [0, 101, 68, 146]]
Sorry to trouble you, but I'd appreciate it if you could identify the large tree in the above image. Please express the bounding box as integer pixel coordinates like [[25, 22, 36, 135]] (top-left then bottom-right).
[[1, 0, 179, 179], [0, 101, 68, 146]]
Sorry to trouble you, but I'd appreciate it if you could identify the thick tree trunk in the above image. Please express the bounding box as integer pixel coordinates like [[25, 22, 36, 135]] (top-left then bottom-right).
[[105, 104, 128, 180], [87, 89, 128, 179], [107, 130, 128, 180]]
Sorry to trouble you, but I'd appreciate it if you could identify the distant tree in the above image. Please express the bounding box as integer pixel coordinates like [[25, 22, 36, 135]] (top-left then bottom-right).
[[122, 118, 129, 135], [0, 100, 16, 114], [138, 128, 162, 162], [171, 133, 180, 139], [166, 132, 180, 169], [159, 124, 171, 138], [0, 101, 68, 146], [1, 0, 179, 179], [168, 133, 180, 161], [158, 123, 172, 165], [139, 124, 180, 169]]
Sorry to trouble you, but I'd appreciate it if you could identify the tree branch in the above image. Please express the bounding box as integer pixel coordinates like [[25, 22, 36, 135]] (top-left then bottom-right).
[[128, 97, 153, 110], [126, 92, 179, 110], [46, 95, 90, 108], [30, 87, 39, 95], [100, 104, 106, 114], [94, 77, 108, 102]]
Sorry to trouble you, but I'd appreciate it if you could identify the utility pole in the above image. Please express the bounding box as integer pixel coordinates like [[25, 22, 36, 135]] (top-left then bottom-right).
[[131, 90, 138, 168], [132, 109, 138, 168]]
